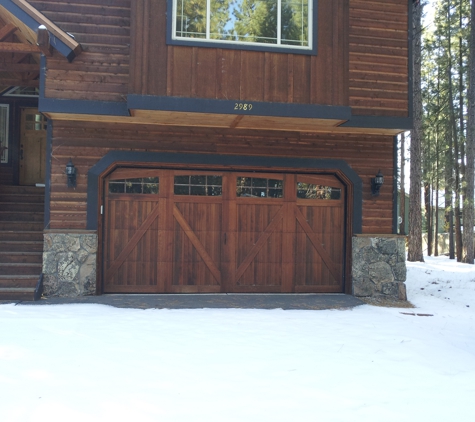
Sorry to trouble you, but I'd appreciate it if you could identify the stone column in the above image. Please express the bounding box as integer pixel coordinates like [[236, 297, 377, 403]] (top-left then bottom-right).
[[42, 231, 98, 297], [352, 235, 407, 300]]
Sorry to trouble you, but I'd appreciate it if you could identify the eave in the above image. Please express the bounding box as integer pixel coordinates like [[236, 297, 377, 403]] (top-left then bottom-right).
[[0, 0, 82, 62]]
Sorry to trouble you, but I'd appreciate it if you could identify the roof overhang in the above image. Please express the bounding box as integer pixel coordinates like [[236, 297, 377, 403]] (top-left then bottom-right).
[[0, 0, 81, 61]]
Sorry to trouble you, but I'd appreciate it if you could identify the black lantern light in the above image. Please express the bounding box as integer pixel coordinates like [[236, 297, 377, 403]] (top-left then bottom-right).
[[371, 170, 384, 196], [66, 159, 77, 188]]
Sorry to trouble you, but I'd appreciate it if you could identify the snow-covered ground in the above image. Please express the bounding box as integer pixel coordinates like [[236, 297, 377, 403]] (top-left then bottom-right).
[[1, 256, 474, 422]]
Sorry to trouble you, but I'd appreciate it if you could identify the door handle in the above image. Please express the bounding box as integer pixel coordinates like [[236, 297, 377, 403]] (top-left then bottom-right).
[[20, 146, 23, 160], [224, 233, 227, 245]]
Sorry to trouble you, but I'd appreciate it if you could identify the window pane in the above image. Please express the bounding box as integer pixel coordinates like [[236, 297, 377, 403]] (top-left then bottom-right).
[[207, 175, 222, 185], [174, 174, 223, 196], [175, 0, 310, 49], [109, 182, 124, 194], [175, 175, 189, 185], [229, 0, 278, 44], [237, 176, 283, 198], [109, 178, 159, 195], [174, 185, 189, 195], [176, 0, 206, 38], [126, 183, 143, 194], [191, 175, 206, 185], [281, 0, 309, 46], [190, 185, 207, 195], [297, 182, 341, 200]]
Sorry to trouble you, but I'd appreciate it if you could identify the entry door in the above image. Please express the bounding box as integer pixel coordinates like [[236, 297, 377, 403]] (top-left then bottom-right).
[[103, 169, 346, 293], [19, 108, 47, 185]]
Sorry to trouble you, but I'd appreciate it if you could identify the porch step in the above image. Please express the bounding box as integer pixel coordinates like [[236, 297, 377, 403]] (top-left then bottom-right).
[[1, 202, 45, 212], [0, 231, 43, 242], [0, 184, 45, 301], [0, 241, 43, 252], [0, 193, 45, 203], [0, 185, 45, 195], [0, 275, 38, 288], [0, 252, 43, 264], [0, 221, 44, 231], [0, 287, 36, 301], [0, 211, 44, 222], [0, 263, 42, 276]]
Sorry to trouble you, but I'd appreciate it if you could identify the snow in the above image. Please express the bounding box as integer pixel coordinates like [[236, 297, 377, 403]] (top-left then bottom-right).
[[1, 256, 474, 422]]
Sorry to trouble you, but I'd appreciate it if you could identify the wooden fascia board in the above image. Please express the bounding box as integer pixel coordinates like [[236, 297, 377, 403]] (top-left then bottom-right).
[[0, 0, 81, 61]]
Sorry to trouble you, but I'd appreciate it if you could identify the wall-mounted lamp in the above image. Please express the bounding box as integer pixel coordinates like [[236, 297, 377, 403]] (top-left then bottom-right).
[[371, 170, 384, 196], [66, 159, 77, 188]]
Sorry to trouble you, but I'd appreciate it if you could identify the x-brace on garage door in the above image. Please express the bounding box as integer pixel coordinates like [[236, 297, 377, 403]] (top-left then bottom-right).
[[103, 168, 346, 293]]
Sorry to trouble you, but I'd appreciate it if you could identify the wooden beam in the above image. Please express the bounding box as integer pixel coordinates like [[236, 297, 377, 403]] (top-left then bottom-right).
[[11, 0, 81, 54], [37, 25, 52, 56], [0, 62, 39, 72], [0, 23, 18, 41], [0, 78, 39, 87], [0, 42, 40, 53]]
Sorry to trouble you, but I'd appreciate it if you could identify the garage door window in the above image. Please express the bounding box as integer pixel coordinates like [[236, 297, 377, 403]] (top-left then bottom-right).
[[109, 177, 159, 194], [236, 177, 283, 198], [296, 182, 341, 200], [174, 175, 223, 196]]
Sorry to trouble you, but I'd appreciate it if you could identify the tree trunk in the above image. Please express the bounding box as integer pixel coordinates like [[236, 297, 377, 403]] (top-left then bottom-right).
[[446, 2, 463, 260], [408, 1, 424, 262], [400, 133, 406, 235], [462, 0, 475, 264], [424, 182, 432, 255]]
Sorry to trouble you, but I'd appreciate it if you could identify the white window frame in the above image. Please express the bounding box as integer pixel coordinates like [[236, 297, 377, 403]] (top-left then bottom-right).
[[172, 0, 313, 52]]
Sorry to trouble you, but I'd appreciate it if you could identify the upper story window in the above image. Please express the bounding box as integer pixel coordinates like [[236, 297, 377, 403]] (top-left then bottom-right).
[[171, 0, 313, 53]]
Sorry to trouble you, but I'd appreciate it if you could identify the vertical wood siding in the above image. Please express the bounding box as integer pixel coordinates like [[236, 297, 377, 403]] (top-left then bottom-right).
[[130, 0, 349, 107], [49, 121, 394, 234], [29, 0, 131, 102], [348, 0, 409, 116]]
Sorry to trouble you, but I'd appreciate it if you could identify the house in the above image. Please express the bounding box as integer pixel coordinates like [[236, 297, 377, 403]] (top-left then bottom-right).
[[0, 0, 410, 300]]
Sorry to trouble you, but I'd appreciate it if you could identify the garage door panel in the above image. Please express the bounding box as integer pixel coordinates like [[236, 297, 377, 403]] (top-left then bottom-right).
[[103, 169, 347, 294], [172, 202, 222, 290]]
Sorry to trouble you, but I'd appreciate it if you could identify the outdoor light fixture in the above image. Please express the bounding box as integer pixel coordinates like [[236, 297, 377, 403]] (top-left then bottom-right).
[[371, 170, 384, 196], [66, 159, 77, 188]]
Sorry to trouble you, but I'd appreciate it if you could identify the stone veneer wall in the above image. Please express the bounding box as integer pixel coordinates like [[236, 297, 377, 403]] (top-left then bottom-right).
[[43, 231, 97, 297], [352, 236, 407, 300]]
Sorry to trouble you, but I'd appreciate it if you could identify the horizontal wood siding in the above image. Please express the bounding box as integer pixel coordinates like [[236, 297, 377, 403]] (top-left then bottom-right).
[[349, 0, 409, 117], [29, 0, 130, 102], [49, 121, 394, 234], [130, 0, 349, 107]]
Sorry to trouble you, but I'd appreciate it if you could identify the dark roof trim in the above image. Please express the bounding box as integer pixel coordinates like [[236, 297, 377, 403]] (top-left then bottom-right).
[[87, 151, 363, 234], [340, 115, 413, 130], [128, 94, 352, 121], [0, 0, 80, 61]]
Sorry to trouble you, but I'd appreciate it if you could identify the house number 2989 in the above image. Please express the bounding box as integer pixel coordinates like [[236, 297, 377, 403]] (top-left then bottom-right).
[[234, 103, 253, 111]]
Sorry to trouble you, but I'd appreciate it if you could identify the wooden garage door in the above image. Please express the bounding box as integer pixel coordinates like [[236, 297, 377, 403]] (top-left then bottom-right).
[[103, 169, 346, 293]]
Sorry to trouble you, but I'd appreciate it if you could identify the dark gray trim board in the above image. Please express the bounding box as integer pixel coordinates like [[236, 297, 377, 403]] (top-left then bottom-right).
[[166, 0, 319, 56], [0, 0, 76, 61], [128, 95, 351, 120], [340, 116, 413, 130], [393, 135, 399, 234], [39, 98, 129, 116], [87, 152, 363, 233], [43, 120, 53, 230]]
